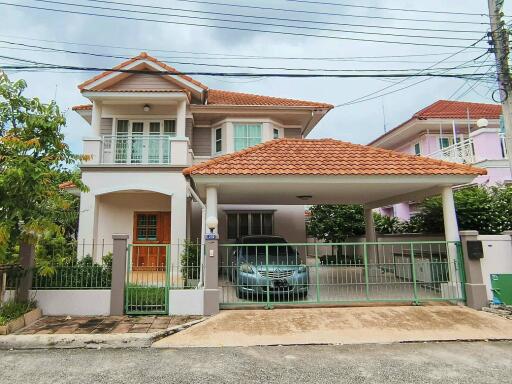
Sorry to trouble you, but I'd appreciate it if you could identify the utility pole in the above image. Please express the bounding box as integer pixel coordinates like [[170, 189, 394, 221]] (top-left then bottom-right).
[[488, 0, 512, 174]]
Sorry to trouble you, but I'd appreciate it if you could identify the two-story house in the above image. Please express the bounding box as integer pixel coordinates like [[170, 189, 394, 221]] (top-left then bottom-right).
[[72, 52, 333, 266], [369, 100, 510, 220]]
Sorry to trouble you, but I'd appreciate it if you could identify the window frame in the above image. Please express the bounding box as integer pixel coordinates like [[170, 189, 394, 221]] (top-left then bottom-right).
[[413, 142, 421, 156], [215, 127, 222, 153], [233, 123, 262, 151], [273, 128, 280, 139], [226, 211, 274, 240]]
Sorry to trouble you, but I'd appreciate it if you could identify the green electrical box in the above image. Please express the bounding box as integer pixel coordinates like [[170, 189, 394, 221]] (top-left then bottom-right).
[[490, 274, 512, 305]]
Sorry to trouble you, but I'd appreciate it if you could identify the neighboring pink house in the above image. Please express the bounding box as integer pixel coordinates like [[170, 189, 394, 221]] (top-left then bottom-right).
[[369, 100, 511, 220]]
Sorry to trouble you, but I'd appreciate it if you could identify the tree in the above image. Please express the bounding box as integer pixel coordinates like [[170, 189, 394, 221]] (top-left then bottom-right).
[[0, 74, 87, 263], [307, 204, 366, 242]]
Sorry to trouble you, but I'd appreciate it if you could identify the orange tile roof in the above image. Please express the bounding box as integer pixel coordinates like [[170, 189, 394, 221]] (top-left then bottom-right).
[[207, 89, 333, 108], [72, 104, 92, 111], [183, 138, 486, 176], [78, 52, 208, 91], [414, 100, 502, 119]]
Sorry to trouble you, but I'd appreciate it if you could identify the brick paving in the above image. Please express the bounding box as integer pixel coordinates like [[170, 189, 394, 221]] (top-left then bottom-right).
[[15, 315, 201, 335]]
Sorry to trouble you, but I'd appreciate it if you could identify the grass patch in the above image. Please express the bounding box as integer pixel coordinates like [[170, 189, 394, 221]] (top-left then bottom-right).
[[0, 300, 36, 325], [125, 285, 166, 313]]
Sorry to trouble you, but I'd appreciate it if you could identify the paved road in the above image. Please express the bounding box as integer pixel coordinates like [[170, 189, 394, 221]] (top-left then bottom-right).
[[1, 342, 511, 383]]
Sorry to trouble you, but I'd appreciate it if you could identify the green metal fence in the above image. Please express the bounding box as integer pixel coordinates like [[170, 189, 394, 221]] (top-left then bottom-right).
[[124, 242, 202, 315], [219, 241, 465, 308]]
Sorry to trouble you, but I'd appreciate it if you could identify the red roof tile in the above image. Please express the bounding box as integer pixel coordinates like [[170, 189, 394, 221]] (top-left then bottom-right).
[[207, 89, 333, 108], [72, 104, 92, 111], [78, 52, 208, 91], [59, 181, 77, 189], [183, 138, 486, 176], [414, 100, 502, 119]]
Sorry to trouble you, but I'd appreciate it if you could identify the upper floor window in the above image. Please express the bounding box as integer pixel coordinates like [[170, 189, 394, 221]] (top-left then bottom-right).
[[164, 120, 176, 136], [439, 137, 450, 149], [273, 128, 279, 139], [414, 142, 421, 156], [215, 127, 222, 153], [234, 123, 262, 151]]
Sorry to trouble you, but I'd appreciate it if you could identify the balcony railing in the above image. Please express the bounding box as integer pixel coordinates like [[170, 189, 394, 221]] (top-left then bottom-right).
[[427, 138, 475, 164], [101, 135, 172, 164]]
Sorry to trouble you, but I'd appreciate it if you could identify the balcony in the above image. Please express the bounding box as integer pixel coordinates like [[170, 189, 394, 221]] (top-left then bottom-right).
[[428, 138, 475, 164], [83, 135, 190, 166]]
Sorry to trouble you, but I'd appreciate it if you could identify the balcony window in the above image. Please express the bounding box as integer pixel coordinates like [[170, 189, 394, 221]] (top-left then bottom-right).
[[414, 142, 421, 156], [273, 128, 279, 139], [234, 123, 262, 151], [439, 137, 450, 149]]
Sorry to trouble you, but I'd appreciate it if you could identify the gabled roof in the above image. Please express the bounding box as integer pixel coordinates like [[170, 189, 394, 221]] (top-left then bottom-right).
[[78, 52, 208, 91], [413, 100, 502, 120], [206, 89, 333, 108], [183, 138, 486, 176], [72, 104, 92, 111], [369, 100, 502, 146]]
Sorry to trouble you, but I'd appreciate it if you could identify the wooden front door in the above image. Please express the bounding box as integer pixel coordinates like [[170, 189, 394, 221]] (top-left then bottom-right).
[[132, 212, 171, 271]]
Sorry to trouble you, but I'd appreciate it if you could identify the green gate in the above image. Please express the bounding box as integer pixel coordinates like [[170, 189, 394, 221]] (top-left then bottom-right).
[[219, 241, 465, 308], [125, 244, 170, 315]]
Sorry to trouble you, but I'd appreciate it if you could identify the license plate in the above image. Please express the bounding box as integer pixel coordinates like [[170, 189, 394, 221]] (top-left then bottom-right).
[[272, 279, 288, 288]]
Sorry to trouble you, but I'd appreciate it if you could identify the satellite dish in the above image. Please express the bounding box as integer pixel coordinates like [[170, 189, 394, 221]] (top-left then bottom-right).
[[476, 118, 489, 128]]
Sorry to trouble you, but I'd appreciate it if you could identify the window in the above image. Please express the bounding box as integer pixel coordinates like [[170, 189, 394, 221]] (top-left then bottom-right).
[[414, 142, 421, 156], [215, 127, 222, 153], [273, 128, 279, 139], [164, 120, 176, 136], [227, 212, 274, 239], [234, 123, 262, 151], [136, 214, 158, 241], [439, 137, 450, 149]]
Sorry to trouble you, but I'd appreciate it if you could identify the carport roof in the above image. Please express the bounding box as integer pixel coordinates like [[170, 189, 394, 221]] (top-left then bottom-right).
[[183, 138, 486, 177]]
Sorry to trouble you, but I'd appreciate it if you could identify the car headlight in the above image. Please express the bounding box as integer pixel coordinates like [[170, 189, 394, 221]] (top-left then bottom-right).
[[298, 265, 307, 273], [240, 262, 254, 274]]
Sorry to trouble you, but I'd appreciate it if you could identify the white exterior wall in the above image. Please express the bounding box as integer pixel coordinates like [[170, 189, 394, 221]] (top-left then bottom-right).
[[479, 234, 512, 301], [78, 170, 188, 263]]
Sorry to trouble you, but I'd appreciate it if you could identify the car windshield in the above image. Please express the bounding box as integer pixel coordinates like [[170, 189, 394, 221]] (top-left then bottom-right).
[[236, 243, 300, 266]]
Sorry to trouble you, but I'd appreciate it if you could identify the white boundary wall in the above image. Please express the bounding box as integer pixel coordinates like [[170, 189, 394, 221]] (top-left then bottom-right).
[[2, 290, 111, 316], [479, 234, 512, 301]]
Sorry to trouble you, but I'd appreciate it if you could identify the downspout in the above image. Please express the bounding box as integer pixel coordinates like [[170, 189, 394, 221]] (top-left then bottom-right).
[[186, 182, 206, 288]]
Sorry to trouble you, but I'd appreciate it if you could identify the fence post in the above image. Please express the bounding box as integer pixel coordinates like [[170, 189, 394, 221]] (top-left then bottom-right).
[[203, 239, 219, 315], [18, 241, 35, 302], [459, 230, 488, 310], [110, 234, 129, 316]]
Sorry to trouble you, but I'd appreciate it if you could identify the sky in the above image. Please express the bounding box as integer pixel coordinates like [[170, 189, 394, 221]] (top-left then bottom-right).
[[1, 0, 511, 153]]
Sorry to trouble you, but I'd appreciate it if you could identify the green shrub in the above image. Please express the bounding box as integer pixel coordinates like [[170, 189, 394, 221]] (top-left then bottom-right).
[[0, 300, 36, 325], [180, 240, 201, 286]]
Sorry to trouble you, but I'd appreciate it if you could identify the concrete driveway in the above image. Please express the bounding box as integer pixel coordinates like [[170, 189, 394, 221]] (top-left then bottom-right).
[[153, 305, 512, 348]]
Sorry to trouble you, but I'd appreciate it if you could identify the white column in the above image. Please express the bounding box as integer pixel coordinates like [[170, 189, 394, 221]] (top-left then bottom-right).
[[91, 100, 103, 136], [441, 186, 461, 296], [176, 100, 186, 137], [442, 186, 460, 243], [77, 192, 98, 260], [206, 186, 218, 235]]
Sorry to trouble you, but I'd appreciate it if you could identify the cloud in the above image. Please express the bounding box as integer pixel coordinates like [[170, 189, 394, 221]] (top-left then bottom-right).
[[0, 0, 507, 153]]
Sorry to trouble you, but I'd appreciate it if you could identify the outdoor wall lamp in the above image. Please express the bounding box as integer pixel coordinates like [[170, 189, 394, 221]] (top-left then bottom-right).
[[143, 104, 151, 112], [206, 216, 218, 233]]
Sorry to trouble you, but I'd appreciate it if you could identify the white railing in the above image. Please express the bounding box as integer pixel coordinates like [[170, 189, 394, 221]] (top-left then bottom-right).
[[427, 137, 475, 164], [499, 133, 509, 159], [101, 135, 172, 164]]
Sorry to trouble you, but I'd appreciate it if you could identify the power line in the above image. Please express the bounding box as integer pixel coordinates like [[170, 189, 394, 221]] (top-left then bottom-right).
[[77, 0, 486, 35], [156, 0, 491, 25], [0, 2, 489, 49], [0, 41, 496, 73], [25, 0, 484, 43], [0, 33, 483, 62], [284, 0, 487, 17]]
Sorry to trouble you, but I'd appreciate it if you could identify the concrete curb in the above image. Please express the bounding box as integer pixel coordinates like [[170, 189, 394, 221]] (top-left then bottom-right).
[[0, 318, 207, 350]]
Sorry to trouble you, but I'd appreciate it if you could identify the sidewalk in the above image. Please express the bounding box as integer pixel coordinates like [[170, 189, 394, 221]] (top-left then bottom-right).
[[153, 305, 512, 348], [0, 315, 205, 349]]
